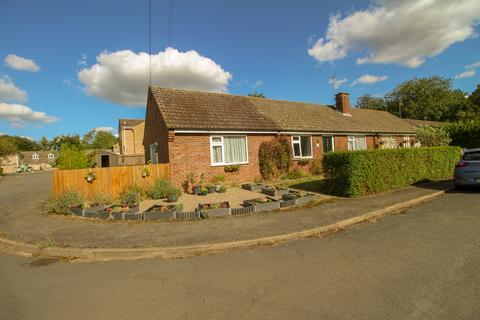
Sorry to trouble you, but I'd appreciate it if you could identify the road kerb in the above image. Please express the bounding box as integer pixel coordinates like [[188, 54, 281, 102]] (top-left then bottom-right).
[[0, 189, 448, 262]]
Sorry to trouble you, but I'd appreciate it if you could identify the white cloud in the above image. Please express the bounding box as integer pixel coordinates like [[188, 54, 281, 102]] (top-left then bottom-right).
[[0, 103, 58, 127], [254, 80, 263, 87], [308, 0, 480, 68], [94, 126, 115, 133], [455, 69, 476, 79], [78, 53, 87, 66], [352, 74, 388, 86], [4, 54, 40, 72], [328, 77, 347, 89], [466, 61, 480, 69], [0, 75, 28, 102], [78, 48, 232, 106]]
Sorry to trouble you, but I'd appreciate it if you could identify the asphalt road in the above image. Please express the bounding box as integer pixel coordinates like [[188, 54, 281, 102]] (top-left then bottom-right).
[[1, 189, 479, 320]]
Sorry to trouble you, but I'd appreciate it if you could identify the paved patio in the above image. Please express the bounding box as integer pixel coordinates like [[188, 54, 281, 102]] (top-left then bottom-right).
[[140, 187, 272, 211]]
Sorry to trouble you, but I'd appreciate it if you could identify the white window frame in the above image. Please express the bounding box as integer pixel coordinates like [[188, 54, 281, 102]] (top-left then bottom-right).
[[210, 135, 249, 166], [348, 136, 367, 151], [32, 153, 39, 160], [292, 135, 313, 159], [403, 136, 411, 149], [322, 136, 335, 153], [149, 143, 158, 164], [47, 153, 55, 159]]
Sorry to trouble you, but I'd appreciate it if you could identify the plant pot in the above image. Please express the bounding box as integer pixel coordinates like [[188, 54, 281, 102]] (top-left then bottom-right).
[[103, 205, 139, 220], [282, 193, 298, 201], [167, 194, 179, 202], [244, 198, 280, 212], [241, 183, 265, 192], [192, 185, 201, 195], [207, 186, 216, 193], [144, 204, 183, 221], [68, 207, 84, 216]]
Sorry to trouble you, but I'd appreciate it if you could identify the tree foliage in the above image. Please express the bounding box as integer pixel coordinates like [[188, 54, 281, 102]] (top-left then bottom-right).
[[385, 76, 469, 121], [92, 131, 117, 149], [0, 135, 39, 151], [0, 137, 17, 158], [50, 135, 82, 150], [355, 94, 386, 111], [55, 145, 92, 169], [258, 136, 292, 179], [445, 120, 480, 149], [415, 126, 451, 147], [248, 91, 266, 98]]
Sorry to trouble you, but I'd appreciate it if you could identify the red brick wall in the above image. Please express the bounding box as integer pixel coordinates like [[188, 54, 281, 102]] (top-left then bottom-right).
[[335, 136, 349, 151], [168, 133, 276, 187]]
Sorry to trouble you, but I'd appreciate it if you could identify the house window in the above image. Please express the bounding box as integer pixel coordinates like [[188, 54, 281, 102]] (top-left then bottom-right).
[[348, 136, 367, 151], [149, 143, 158, 164], [292, 136, 312, 158], [210, 136, 248, 166], [403, 136, 411, 148], [47, 153, 55, 159], [32, 153, 39, 160], [322, 136, 334, 153]]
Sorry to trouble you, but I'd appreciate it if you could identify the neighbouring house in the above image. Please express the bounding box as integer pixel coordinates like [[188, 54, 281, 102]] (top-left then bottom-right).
[[1, 154, 19, 174], [404, 118, 446, 128], [144, 87, 419, 187], [19, 151, 57, 170], [117, 118, 145, 166], [92, 149, 119, 168]]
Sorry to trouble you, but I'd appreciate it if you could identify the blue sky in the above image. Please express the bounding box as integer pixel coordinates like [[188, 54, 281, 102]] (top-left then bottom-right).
[[1, 0, 479, 140]]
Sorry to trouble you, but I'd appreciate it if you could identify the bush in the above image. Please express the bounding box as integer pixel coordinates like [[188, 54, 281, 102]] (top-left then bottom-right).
[[211, 174, 226, 184], [258, 136, 292, 179], [47, 190, 84, 214], [147, 179, 181, 199], [415, 126, 451, 147], [323, 146, 461, 197], [119, 185, 143, 206], [55, 145, 92, 169], [87, 193, 113, 207], [309, 158, 323, 175], [283, 168, 309, 180], [445, 120, 480, 149]]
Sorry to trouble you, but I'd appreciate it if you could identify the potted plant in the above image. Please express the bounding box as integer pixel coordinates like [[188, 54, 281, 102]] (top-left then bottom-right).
[[224, 165, 240, 173], [144, 204, 183, 221], [218, 185, 227, 193], [142, 166, 150, 178], [85, 169, 96, 183], [84, 193, 112, 218], [206, 183, 216, 193], [261, 186, 289, 197], [243, 197, 280, 212], [197, 201, 230, 217], [199, 188, 209, 196], [211, 174, 226, 191], [166, 187, 181, 202]]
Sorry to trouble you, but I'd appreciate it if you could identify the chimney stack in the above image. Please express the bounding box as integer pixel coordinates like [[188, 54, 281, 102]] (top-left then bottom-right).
[[335, 92, 351, 116]]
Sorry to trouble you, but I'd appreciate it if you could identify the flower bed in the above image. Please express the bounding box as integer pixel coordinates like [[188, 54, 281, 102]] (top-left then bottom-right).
[[261, 186, 289, 197], [100, 204, 140, 220], [241, 183, 266, 192], [197, 201, 230, 218], [282, 191, 316, 205], [144, 204, 184, 221], [243, 197, 280, 212]]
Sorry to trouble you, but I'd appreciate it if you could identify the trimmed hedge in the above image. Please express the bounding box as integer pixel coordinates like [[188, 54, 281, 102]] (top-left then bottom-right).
[[445, 120, 480, 149], [322, 146, 461, 197]]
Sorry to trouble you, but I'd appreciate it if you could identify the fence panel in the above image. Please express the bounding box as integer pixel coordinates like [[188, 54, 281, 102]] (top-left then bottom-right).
[[51, 164, 170, 198]]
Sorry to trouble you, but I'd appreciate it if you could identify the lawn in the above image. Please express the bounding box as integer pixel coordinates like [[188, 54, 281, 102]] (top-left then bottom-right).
[[276, 175, 328, 194]]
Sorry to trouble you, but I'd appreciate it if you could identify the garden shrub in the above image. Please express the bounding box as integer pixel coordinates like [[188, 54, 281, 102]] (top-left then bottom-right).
[[87, 192, 113, 207], [55, 145, 92, 169], [322, 146, 461, 197], [445, 120, 480, 149], [47, 190, 84, 214], [309, 158, 323, 175], [415, 126, 451, 147], [119, 185, 144, 206], [258, 136, 292, 179], [283, 168, 309, 180], [147, 179, 181, 199]]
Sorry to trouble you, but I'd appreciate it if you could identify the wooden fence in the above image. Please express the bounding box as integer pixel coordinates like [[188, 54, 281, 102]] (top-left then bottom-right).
[[51, 164, 170, 198]]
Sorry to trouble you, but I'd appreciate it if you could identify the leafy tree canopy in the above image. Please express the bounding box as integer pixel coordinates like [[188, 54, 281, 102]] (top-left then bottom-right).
[[55, 144, 92, 169], [50, 135, 82, 150], [0, 137, 17, 157], [0, 135, 39, 151], [92, 131, 117, 149], [355, 94, 386, 111], [248, 91, 266, 98]]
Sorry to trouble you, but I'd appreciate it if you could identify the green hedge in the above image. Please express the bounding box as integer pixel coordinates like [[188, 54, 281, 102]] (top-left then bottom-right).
[[322, 146, 461, 197], [445, 120, 480, 149]]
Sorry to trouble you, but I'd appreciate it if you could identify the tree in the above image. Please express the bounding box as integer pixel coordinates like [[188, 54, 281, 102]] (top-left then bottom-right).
[[50, 135, 82, 150], [414, 126, 451, 147], [92, 131, 117, 149], [39, 136, 50, 151], [0, 137, 17, 158], [385, 76, 469, 121], [468, 84, 480, 107], [0, 135, 39, 151], [55, 145, 92, 169], [82, 130, 95, 149], [445, 120, 480, 149], [248, 91, 266, 98], [355, 94, 386, 111]]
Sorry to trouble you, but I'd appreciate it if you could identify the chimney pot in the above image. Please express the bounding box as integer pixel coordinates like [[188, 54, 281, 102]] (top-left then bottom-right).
[[335, 92, 350, 115]]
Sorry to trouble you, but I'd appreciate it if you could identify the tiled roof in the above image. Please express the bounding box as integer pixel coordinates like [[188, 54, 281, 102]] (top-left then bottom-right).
[[119, 119, 144, 127], [150, 87, 416, 134], [404, 119, 445, 128]]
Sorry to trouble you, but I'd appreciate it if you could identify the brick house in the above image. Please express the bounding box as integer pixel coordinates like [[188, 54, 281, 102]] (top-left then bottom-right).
[[117, 118, 145, 166], [19, 151, 57, 170], [143, 87, 417, 187]]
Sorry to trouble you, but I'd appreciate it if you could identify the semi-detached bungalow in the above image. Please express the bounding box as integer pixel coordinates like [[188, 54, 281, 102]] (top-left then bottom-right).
[[143, 86, 418, 187]]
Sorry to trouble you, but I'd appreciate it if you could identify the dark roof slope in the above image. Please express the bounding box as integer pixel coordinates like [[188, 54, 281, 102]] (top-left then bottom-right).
[[404, 119, 445, 128], [119, 119, 144, 127], [149, 87, 415, 134]]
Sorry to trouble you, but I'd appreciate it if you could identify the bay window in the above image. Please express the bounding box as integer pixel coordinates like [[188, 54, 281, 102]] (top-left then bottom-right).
[[210, 136, 248, 166], [292, 136, 312, 158]]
